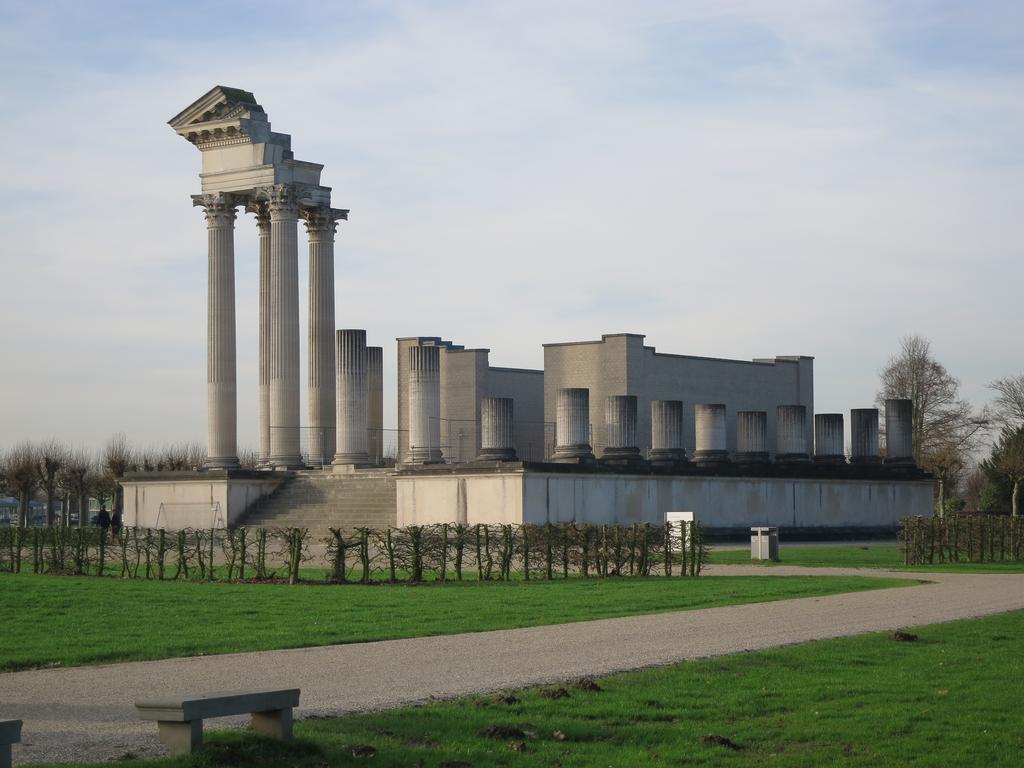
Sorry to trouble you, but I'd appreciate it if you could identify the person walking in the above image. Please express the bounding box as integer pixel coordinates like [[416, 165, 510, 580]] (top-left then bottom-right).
[[110, 509, 123, 543], [97, 506, 111, 538]]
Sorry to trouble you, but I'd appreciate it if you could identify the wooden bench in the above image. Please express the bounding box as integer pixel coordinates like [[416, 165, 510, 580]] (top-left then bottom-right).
[[0, 720, 22, 768], [135, 689, 300, 755]]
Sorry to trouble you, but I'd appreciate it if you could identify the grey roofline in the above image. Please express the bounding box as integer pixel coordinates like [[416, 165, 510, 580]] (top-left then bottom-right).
[[489, 366, 543, 375]]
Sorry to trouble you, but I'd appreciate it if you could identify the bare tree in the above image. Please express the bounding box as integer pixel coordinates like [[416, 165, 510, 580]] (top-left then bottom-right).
[[103, 432, 136, 517], [59, 448, 94, 527], [989, 374, 1024, 428], [36, 438, 69, 526], [877, 334, 986, 513], [2, 442, 38, 526]]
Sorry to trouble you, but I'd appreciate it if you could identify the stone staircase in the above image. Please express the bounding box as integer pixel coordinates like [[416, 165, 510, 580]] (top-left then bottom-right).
[[237, 469, 397, 536]]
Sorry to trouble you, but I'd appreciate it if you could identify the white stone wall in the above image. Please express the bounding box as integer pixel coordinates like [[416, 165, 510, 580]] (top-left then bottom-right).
[[544, 334, 814, 457], [396, 471, 933, 529], [121, 476, 282, 529]]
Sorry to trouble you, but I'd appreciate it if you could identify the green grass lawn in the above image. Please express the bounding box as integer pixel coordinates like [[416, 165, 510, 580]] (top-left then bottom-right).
[[0, 571, 909, 672], [38, 609, 1024, 767], [709, 544, 1024, 572]]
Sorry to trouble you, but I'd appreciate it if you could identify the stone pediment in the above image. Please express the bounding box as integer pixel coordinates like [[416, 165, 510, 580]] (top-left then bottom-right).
[[169, 86, 276, 149]]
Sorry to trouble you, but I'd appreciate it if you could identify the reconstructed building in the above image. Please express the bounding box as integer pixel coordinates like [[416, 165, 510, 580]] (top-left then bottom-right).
[[543, 334, 814, 458]]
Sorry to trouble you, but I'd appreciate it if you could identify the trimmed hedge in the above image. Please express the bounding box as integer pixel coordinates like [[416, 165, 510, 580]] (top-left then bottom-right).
[[900, 514, 1024, 565]]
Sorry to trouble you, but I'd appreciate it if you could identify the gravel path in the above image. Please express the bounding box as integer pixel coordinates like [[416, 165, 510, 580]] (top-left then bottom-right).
[[3, 566, 1023, 764]]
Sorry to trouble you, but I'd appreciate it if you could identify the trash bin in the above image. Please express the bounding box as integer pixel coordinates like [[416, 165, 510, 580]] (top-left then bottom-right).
[[750, 526, 779, 561]]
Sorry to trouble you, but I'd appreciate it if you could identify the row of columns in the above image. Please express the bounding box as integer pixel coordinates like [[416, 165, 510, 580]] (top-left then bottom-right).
[[199, 186, 347, 469], [545, 389, 915, 466]]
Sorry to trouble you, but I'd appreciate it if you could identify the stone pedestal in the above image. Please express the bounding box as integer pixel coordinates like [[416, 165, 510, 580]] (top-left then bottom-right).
[[602, 395, 643, 464], [266, 185, 302, 468], [850, 408, 881, 464], [478, 397, 517, 461], [814, 413, 845, 463], [735, 411, 769, 464], [552, 388, 594, 462], [694, 403, 729, 466], [367, 346, 384, 465], [884, 399, 915, 465], [194, 193, 240, 469], [408, 345, 443, 464], [649, 400, 687, 464], [776, 405, 810, 462], [333, 329, 369, 466]]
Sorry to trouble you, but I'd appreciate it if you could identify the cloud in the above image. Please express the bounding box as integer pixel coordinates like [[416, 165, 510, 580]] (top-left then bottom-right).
[[1, 0, 1021, 452]]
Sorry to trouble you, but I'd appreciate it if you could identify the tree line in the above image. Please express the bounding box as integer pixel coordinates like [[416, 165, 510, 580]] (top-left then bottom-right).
[[877, 334, 1023, 517]]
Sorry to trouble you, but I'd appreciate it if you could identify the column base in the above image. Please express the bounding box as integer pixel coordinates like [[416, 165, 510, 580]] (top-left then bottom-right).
[[775, 453, 810, 463], [204, 456, 240, 470], [477, 448, 518, 461], [814, 455, 847, 464], [648, 448, 688, 464], [552, 444, 595, 463], [849, 456, 882, 465], [693, 450, 730, 467], [267, 455, 305, 470], [408, 448, 444, 464], [734, 451, 769, 465]]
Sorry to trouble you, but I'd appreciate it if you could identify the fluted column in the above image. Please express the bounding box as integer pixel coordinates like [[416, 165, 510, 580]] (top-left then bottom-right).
[[850, 408, 881, 464], [736, 411, 769, 464], [649, 400, 687, 465], [603, 395, 641, 461], [776, 405, 809, 462], [334, 329, 368, 466], [367, 346, 384, 465], [814, 414, 845, 463], [193, 193, 239, 469], [304, 206, 344, 466], [694, 403, 729, 466], [553, 388, 594, 462], [266, 185, 302, 467], [245, 201, 272, 465], [885, 399, 915, 465], [408, 345, 442, 464], [479, 397, 517, 461]]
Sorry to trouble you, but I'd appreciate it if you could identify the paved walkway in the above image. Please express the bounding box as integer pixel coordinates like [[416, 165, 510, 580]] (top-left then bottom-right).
[[3, 566, 1024, 764]]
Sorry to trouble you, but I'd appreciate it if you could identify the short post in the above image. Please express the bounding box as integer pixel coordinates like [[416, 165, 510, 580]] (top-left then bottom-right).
[[0, 720, 22, 768]]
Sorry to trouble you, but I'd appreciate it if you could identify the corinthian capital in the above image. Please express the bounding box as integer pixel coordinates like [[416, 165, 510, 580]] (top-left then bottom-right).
[[256, 184, 301, 221], [302, 206, 349, 241], [191, 193, 237, 228], [245, 200, 271, 236]]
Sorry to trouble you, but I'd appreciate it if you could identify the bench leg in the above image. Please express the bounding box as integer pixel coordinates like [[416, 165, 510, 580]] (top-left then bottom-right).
[[157, 720, 203, 755], [252, 708, 293, 740], [1, 743, 11, 768]]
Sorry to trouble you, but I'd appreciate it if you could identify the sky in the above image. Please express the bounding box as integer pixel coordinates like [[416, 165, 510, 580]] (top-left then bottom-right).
[[1, 0, 1022, 453]]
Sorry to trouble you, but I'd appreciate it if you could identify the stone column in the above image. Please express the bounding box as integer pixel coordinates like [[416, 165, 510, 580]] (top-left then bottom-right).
[[553, 388, 594, 462], [333, 329, 369, 466], [266, 185, 302, 467], [478, 397, 517, 461], [252, 202, 272, 465], [603, 395, 641, 462], [814, 414, 845, 463], [776, 405, 810, 462], [811, 415, 843, 462], [850, 408, 881, 464], [694, 403, 729, 466], [193, 193, 239, 469], [304, 206, 343, 466], [736, 411, 769, 464], [649, 400, 687, 464], [885, 399, 915, 465], [408, 345, 442, 464], [367, 346, 384, 465]]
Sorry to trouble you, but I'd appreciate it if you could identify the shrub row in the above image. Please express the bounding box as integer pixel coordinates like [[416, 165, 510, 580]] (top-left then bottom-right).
[[0, 521, 707, 583], [900, 514, 1024, 565]]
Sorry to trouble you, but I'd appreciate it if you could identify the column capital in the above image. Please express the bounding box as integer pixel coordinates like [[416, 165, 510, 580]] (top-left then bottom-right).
[[191, 193, 238, 228], [245, 200, 271, 236], [302, 206, 348, 241], [256, 184, 302, 221]]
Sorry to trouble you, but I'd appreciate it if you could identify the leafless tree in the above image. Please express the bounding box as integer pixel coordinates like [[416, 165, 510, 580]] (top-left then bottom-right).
[[877, 334, 987, 513], [989, 374, 1024, 428], [36, 438, 69, 526], [238, 447, 261, 470], [2, 442, 38, 526], [103, 432, 136, 517], [59, 447, 94, 527], [990, 426, 1024, 518]]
